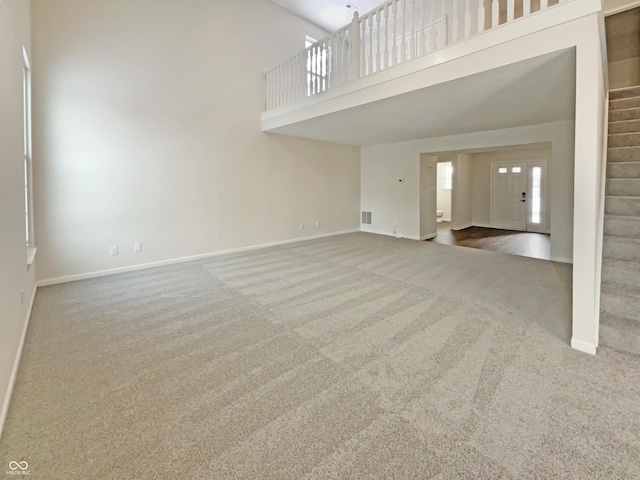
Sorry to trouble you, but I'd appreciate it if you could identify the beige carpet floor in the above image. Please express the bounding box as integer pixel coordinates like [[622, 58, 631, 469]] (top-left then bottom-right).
[[1, 232, 639, 479]]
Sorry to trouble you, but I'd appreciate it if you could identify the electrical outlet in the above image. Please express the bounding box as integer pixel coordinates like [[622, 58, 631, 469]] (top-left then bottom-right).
[[300, 224, 305, 231], [315, 221, 320, 228], [134, 243, 142, 253], [110, 246, 119, 256]]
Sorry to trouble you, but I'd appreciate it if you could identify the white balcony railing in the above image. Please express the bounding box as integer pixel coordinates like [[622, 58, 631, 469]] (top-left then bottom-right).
[[265, 0, 567, 111]]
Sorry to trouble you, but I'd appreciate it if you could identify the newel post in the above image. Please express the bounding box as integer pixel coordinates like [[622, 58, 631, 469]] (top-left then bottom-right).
[[350, 11, 361, 81]]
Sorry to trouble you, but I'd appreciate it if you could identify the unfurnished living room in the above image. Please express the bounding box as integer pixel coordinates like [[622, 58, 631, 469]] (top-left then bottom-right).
[[1, 0, 640, 478]]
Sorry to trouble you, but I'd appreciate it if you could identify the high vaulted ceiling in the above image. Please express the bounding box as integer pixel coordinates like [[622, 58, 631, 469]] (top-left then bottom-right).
[[271, 0, 383, 32]]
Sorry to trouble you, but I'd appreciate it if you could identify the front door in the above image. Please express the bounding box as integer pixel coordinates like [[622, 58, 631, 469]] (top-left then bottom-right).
[[491, 162, 527, 231]]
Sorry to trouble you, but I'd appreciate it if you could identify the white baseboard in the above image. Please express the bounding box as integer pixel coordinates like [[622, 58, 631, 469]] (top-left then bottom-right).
[[571, 338, 597, 355], [551, 256, 573, 264], [420, 233, 437, 240], [0, 286, 37, 441], [38, 229, 360, 287]]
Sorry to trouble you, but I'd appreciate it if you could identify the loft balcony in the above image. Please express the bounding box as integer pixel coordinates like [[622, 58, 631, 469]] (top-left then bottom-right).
[[261, 0, 603, 143]]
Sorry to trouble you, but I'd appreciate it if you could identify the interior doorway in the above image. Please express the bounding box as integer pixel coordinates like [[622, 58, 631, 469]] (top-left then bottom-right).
[[490, 160, 548, 233]]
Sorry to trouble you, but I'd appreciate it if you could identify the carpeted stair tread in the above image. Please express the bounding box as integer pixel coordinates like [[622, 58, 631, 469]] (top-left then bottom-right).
[[610, 86, 640, 100], [605, 178, 640, 196], [601, 257, 640, 289], [610, 96, 640, 110], [601, 281, 640, 313], [599, 313, 640, 356], [608, 146, 640, 162], [601, 286, 640, 312], [605, 196, 640, 216], [603, 235, 640, 262], [608, 132, 640, 148], [609, 119, 640, 134], [607, 161, 640, 178], [604, 214, 640, 238], [609, 107, 640, 122]]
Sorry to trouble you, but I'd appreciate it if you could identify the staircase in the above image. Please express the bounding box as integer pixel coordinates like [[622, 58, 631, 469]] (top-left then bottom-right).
[[600, 86, 640, 355]]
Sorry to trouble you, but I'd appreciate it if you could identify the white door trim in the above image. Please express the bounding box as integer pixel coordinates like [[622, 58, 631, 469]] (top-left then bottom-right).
[[490, 159, 549, 233]]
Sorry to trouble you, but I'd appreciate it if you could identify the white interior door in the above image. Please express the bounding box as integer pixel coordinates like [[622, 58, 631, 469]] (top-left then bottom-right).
[[491, 162, 527, 231]]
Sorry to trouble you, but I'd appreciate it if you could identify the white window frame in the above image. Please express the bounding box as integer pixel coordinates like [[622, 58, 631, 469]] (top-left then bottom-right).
[[443, 163, 453, 190], [23, 47, 36, 266]]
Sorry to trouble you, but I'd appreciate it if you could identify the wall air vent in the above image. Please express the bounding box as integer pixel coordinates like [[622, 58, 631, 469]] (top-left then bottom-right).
[[361, 211, 372, 225]]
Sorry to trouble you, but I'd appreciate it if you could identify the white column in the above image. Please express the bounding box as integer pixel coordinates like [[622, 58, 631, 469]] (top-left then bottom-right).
[[571, 18, 607, 355]]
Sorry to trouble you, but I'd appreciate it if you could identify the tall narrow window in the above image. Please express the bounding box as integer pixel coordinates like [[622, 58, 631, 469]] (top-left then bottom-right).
[[531, 166, 542, 224], [443, 164, 453, 190], [23, 47, 35, 263], [306, 35, 328, 97]]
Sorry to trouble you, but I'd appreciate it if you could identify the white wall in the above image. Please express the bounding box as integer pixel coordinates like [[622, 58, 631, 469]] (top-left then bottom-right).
[[471, 148, 552, 229], [452, 154, 473, 230], [0, 0, 37, 438], [31, 0, 360, 283], [436, 162, 452, 222], [420, 155, 437, 239], [361, 142, 420, 239]]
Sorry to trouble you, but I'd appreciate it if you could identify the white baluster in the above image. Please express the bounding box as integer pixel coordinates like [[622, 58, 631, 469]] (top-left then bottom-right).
[[420, 0, 426, 56], [523, 0, 531, 15], [410, 0, 416, 60], [289, 59, 294, 103], [464, 0, 471, 38], [452, 0, 459, 42], [311, 46, 316, 95], [392, 0, 398, 66], [283, 60, 289, 104], [441, 0, 448, 47], [369, 15, 374, 74], [401, 0, 407, 62], [265, 70, 270, 110], [297, 57, 301, 99], [384, 4, 390, 70], [492, 0, 499, 27], [341, 31, 347, 85], [507, 0, 514, 22], [323, 41, 328, 92], [278, 66, 283, 106], [329, 37, 336, 90], [376, 10, 381, 72], [431, 0, 438, 51], [351, 12, 361, 80], [478, 0, 486, 33], [316, 44, 322, 93], [361, 16, 367, 76], [540, 0, 548, 9]]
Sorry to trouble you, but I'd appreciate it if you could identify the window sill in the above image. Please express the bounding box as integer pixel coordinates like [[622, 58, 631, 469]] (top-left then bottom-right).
[[27, 247, 37, 267]]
